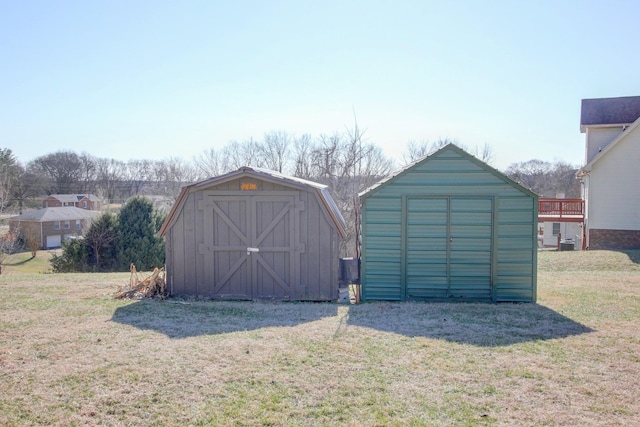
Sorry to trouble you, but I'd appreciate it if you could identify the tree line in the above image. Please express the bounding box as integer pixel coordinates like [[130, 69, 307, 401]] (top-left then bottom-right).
[[1, 132, 581, 261]]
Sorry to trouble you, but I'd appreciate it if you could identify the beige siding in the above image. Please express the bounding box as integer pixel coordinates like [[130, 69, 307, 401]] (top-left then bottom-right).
[[588, 126, 640, 230]]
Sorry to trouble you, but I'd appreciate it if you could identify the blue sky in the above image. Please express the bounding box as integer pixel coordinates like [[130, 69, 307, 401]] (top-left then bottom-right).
[[2, 0, 638, 170]]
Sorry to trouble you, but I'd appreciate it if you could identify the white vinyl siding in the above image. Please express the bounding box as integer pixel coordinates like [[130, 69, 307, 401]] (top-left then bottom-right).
[[586, 127, 624, 163], [540, 221, 581, 248], [587, 125, 640, 230]]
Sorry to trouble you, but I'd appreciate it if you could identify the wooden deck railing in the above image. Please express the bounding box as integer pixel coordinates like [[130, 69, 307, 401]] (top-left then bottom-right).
[[538, 198, 584, 222]]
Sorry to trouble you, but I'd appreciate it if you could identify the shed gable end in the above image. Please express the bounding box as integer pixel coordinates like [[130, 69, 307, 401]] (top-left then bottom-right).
[[360, 144, 537, 303]]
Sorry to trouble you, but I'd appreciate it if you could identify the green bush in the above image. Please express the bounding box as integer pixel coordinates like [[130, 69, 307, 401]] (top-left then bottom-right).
[[116, 197, 165, 271], [50, 238, 89, 272], [50, 197, 166, 273]]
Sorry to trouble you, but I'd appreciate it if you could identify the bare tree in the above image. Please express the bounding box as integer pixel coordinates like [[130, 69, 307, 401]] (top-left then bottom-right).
[[30, 150, 83, 194], [402, 140, 431, 164], [297, 121, 394, 256], [470, 142, 495, 164], [221, 138, 263, 170], [10, 164, 43, 214], [122, 159, 153, 199], [85, 212, 117, 271], [402, 138, 495, 166], [401, 138, 458, 165], [95, 158, 126, 202], [21, 225, 41, 258], [291, 134, 315, 178], [78, 153, 98, 194], [0, 148, 17, 215], [505, 159, 579, 197], [194, 147, 226, 180], [261, 130, 291, 172], [154, 157, 199, 202], [0, 229, 20, 274]]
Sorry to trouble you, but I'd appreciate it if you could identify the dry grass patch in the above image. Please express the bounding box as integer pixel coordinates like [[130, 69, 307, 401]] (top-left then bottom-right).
[[1, 251, 639, 426]]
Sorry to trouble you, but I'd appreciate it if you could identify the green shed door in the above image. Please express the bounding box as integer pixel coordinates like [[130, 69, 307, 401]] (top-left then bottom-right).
[[405, 197, 493, 300]]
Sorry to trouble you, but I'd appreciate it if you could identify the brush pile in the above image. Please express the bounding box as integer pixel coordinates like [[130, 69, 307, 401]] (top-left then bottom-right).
[[115, 263, 167, 299]]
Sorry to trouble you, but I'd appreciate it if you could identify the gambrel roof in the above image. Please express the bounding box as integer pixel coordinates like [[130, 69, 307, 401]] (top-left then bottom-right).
[[159, 166, 347, 238]]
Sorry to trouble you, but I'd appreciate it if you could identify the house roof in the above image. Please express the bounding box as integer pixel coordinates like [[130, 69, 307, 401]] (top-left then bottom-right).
[[159, 166, 348, 238], [46, 194, 100, 203], [359, 143, 538, 199], [10, 207, 101, 222], [578, 115, 640, 176], [580, 96, 640, 132]]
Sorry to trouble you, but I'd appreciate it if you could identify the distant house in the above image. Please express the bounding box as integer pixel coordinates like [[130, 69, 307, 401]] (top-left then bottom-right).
[[537, 195, 584, 249], [43, 194, 101, 210], [577, 96, 640, 249], [9, 207, 100, 249]]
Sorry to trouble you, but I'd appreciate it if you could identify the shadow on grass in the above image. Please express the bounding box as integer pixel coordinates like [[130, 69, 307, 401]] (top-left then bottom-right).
[[111, 299, 339, 339], [346, 302, 594, 347], [620, 249, 640, 264], [5, 255, 36, 266], [112, 298, 592, 346]]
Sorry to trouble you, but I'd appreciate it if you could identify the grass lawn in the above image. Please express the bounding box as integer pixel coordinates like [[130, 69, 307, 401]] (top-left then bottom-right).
[[0, 250, 638, 426], [1, 250, 56, 275]]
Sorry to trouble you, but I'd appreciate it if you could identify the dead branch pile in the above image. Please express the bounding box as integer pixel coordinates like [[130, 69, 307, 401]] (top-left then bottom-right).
[[115, 263, 167, 299]]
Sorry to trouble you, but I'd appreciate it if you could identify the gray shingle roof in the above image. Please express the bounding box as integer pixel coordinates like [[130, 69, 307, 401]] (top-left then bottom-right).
[[47, 194, 100, 203], [580, 96, 640, 130], [10, 207, 101, 222]]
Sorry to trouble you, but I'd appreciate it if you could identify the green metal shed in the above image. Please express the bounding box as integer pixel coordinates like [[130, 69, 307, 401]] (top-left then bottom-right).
[[359, 144, 538, 302]]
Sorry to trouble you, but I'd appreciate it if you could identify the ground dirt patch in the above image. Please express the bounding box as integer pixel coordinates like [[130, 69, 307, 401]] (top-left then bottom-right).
[[0, 251, 639, 426]]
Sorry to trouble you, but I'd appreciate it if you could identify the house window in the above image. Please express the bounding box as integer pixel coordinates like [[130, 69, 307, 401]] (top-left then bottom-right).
[[64, 220, 70, 229], [83, 201, 87, 208], [552, 223, 561, 236], [54, 221, 60, 230], [76, 221, 81, 230]]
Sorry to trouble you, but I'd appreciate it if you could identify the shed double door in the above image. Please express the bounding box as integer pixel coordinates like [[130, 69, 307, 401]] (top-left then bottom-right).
[[405, 197, 493, 300], [203, 193, 300, 300]]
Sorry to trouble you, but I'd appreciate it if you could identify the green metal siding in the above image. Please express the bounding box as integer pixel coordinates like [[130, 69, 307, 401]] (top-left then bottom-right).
[[361, 146, 537, 303]]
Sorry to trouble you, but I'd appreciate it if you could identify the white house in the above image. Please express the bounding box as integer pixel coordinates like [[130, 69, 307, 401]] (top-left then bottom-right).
[[577, 96, 640, 249]]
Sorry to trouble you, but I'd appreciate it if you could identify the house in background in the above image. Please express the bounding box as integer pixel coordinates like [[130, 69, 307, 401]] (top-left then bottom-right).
[[577, 96, 640, 249], [9, 207, 100, 249], [537, 194, 584, 249], [43, 194, 101, 210]]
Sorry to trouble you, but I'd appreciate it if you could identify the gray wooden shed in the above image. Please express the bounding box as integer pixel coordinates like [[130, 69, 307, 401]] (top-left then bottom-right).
[[359, 144, 538, 302], [159, 167, 347, 301]]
